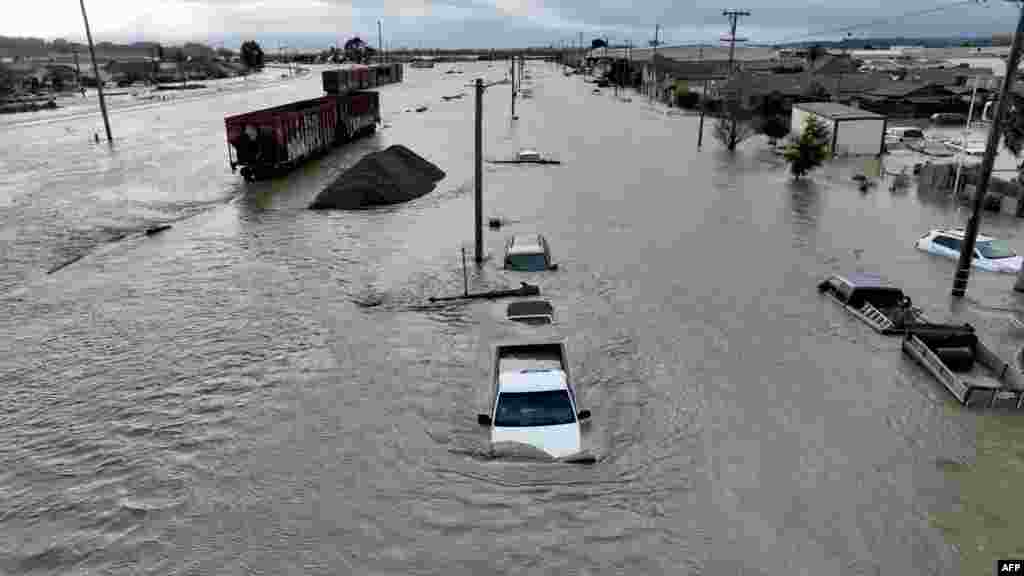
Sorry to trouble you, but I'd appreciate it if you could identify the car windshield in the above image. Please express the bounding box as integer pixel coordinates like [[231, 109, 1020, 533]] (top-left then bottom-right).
[[494, 390, 575, 427], [977, 240, 1016, 260], [506, 253, 549, 271]]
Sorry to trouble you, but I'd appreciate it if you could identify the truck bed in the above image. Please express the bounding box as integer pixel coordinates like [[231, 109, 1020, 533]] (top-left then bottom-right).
[[495, 343, 567, 374]]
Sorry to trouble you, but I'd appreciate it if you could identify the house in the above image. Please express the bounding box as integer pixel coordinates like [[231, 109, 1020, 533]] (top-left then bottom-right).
[[627, 46, 779, 102], [792, 102, 886, 157], [855, 81, 959, 117]]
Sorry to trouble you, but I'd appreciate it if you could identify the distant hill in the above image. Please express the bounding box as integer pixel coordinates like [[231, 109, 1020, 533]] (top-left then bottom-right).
[[774, 36, 998, 50], [0, 35, 217, 60]]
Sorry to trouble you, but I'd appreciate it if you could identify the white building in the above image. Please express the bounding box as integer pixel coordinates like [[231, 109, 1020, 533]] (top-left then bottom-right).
[[792, 102, 886, 157]]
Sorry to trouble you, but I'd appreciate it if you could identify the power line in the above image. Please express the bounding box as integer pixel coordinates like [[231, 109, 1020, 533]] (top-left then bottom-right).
[[775, 0, 983, 44]]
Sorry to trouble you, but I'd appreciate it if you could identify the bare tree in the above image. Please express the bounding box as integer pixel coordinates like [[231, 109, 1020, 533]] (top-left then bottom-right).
[[714, 85, 756, 151]]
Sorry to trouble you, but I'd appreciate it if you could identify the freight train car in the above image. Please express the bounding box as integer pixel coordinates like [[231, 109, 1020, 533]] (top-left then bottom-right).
[[225, 91, 380, 182], [322, 63, 403, 95]]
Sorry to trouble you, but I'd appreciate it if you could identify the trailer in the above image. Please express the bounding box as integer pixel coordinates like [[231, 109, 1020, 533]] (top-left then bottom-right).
[[225, 91, 380, 182], [902, 324, 1024, 410]]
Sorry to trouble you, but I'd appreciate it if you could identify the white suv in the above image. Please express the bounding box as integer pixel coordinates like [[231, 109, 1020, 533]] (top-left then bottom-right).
[[915, 228, 1023, 273]]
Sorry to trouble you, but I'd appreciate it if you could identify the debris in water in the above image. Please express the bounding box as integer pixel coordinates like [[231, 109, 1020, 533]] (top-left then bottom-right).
[[488, 217, 503, 229], [145, 225, 172, 236], [309, 145, 445, 210], [415, 105, 428, 113]]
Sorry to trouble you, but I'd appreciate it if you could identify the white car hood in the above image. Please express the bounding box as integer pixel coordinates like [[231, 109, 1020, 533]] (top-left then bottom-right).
[[492, 423, 581, 459]]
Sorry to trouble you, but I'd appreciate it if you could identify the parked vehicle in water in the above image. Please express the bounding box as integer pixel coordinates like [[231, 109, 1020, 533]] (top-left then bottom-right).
[[477, 343, 590, 458], [887, 127, 925, 142], [517, 149, 541, 161], [817, 273, 927, 334], [931, 112, 967, 125], [902, 324, 1024, 410], [507, 300, 554, 325], [915, 228, 1023, 273], [504, 234, 557, 272]]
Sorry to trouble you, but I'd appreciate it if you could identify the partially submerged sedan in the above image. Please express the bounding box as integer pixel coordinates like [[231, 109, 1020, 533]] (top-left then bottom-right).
[[916, 228, 1023, 273]]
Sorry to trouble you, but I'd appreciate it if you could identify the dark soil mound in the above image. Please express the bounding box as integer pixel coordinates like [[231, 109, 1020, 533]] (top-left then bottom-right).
[[309, 145, 445, 210]]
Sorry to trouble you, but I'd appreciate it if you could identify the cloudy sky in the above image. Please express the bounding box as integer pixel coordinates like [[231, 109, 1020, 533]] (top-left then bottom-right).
[[3, 0, 1022, 49]]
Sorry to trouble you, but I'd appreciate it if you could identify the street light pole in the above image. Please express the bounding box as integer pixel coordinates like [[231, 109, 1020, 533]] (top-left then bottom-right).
[[954, 0, 1024, 298], [79, 0, 112, 143]]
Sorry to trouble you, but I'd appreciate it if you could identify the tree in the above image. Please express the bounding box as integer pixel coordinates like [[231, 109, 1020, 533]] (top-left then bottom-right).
[[344, 36, 368, 62], [783, 114, 832, 179], [240, 40, 264, 70], [0, 61, 14, 95], [759, 115, 790, 145], [591, 38, 607, 49], [715, 85, 756, 151]]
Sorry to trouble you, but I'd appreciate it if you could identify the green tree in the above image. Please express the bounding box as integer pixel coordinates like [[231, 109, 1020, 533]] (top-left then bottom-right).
[[240, 40, 264, 70], [783, 114, 832, 179], [591, 38, 607, 49]]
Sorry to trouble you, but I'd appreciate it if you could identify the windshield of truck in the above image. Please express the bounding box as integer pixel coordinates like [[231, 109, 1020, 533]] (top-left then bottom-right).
[[494, 390, 575, 427], [976, 240, 1016, 260], [506, 253, 549, 271]]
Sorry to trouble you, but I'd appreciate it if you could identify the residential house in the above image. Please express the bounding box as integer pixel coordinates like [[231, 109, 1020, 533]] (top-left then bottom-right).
[[854, 81, 959, 117], [620, 46, 779, 103]]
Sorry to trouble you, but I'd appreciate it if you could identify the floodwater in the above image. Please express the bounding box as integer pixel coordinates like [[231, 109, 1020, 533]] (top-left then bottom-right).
[[2, 62, 1022, 574]]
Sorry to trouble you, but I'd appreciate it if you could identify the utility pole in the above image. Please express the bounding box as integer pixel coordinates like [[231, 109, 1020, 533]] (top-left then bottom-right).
[[510, 57, 517, 119], [956, 0, 1024, 297], [651, 24, 660, 102], [378, 20, 383, 64], [474, 78, 484, 263], [723, 9, 750, 74], [79, 0, 112, 143], [722, 9, 751, 151], [698, 78, 709, 149], [73, 48, 83, 96]]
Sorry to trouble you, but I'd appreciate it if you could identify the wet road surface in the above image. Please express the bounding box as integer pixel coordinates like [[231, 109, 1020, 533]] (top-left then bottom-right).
[[2, 62, 1023, 574]]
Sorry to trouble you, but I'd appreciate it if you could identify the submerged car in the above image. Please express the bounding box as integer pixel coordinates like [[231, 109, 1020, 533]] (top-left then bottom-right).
[[916, 228, 1023, 273], [504, 234, 558, 272], [478, 343, 590, 459]]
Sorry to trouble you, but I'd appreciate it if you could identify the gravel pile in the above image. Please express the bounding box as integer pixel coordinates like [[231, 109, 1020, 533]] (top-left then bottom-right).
[[309, 145, 445, 210]]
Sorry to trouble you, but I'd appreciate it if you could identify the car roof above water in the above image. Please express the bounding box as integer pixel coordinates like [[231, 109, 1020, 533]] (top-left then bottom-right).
[[832, 272, 900, 290], [508, 234, 545, 255]]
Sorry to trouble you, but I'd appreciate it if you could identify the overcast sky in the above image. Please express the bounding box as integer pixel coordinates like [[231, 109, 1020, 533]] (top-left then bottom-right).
[[3, 0, 1022, 49]]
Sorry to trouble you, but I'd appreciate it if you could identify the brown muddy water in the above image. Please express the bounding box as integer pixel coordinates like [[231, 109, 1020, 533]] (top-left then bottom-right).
[[1, 62, 1022, 575]]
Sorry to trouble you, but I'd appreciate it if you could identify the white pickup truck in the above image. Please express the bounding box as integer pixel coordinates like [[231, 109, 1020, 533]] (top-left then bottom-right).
[[477, 343, 590, 459]]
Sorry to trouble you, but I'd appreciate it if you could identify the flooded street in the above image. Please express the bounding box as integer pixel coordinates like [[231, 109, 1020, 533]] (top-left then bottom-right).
[[2, 61, 1023, 574]]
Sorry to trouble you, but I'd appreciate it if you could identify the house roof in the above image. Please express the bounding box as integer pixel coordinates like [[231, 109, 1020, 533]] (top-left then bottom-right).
[[591, 45, 777, 63], [863, 81, 952, 98], [794, 101, 884, 120]]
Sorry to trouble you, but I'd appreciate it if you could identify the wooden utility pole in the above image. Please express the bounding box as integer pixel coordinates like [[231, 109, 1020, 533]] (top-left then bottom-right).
[[79, 0, 112, 143], [474, 78, 484, 263], [698, 78, 709, 149], [510, 57, 517, 119], [956, 0, 1024, 297], [723, 9, 751, 150], [650, 24, 660, 102], [378, 21, 383, 64]]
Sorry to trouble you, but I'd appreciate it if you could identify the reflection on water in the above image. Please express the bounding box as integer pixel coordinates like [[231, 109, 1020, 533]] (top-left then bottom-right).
[[787, 178, 820, 248]]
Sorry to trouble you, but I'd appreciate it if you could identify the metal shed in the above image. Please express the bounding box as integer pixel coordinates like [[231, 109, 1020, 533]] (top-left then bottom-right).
[[791, 102, 886, 157]]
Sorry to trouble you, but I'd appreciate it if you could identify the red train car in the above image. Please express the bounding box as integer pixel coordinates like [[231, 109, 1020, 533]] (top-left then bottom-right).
[[225, 91, 380, 182]]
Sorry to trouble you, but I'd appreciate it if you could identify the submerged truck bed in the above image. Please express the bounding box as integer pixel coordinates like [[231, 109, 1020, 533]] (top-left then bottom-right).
[[496, 343, 566, 374]]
